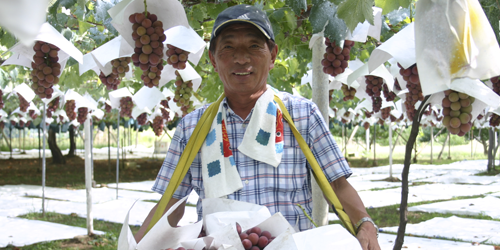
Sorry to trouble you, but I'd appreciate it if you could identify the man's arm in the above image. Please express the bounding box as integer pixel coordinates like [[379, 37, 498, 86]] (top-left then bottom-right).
[[330, 176, 380, 250], [134, 197, 185, 243]]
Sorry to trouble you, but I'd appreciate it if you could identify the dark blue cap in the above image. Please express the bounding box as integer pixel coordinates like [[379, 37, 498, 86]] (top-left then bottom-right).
[[211, 5, 275, 43]]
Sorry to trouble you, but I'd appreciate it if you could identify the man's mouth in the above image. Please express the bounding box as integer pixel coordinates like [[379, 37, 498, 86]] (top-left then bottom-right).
[[234, 72, 251, 76]]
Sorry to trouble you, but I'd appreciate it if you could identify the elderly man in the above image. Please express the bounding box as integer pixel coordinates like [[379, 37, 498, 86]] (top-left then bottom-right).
[[135, 4, 380, 250]]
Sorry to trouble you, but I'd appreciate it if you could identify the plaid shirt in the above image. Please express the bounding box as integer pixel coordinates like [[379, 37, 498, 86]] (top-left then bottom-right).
[[152, 91, 352, 231]]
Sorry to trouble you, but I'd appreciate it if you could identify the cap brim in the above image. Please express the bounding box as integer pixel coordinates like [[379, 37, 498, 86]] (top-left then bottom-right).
[[212, 19, 271, 41]]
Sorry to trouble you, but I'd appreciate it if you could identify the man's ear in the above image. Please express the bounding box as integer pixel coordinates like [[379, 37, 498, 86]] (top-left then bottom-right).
[[209, 50, 218, 72], [269, 44, 278, 70]]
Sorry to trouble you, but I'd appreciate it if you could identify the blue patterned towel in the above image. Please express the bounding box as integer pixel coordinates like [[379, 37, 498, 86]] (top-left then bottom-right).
[[201, 87, 284, 198]]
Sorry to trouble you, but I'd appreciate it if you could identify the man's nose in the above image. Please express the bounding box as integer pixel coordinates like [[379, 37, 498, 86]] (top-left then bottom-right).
[[233, 47, 251, 64]]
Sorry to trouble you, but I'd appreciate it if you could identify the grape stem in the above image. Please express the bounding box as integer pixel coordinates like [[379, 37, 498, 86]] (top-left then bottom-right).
[[144, 0, 147, 17], [296, 203, 318, 228]]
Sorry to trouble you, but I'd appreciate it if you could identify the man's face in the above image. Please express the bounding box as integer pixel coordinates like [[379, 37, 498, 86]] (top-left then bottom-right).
[[209, 23, 277, 97]]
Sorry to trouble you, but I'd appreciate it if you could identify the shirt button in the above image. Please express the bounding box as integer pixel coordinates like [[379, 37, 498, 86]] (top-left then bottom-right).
[[245, 180, 249, 185], [242, 124, 247, 128]]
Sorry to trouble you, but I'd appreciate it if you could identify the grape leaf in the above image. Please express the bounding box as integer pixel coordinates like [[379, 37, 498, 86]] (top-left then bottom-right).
[[56, 13, 69, 26], [480, 0, 500, 44], [310, 1, 348, 45], [94, 0, 113, 23], [337, 0, 374, 32], [386, 8, 410, 26], [78, 21, 93, 34], [59, 0, 77, 8], [206, 3, 228, 19], [285, 0, 307, 16], [74, 5, 87, 20], [375, 0, 411, 15], [88, 27, 107, 45]]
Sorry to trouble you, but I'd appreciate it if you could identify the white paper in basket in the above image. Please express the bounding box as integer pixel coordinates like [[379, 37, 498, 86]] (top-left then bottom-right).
[[118, 196, 203, 250], [415, 0, 500, 97], [265, 224, 361, 250], [202, 198, 272, 234]]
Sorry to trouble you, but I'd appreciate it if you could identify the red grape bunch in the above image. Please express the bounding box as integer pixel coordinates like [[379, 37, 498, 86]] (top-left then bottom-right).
[[363, 121, 370, 130], [0, 121, 4, 130], [160, 107, 170, 121], [152, 115, 164, 137], [490, 114, 500, 127], [77, 107, 88, 124], [65, 100, 76, 121], [129, 11, 166, 88], [119, 96, 133, 118], [105, 103, 112, 113], [47, 96, 60, 118], [237, 223, 275, 250], [441, 90, 474, 136], [173, 72, 195, 116], [364, 75, 383, 113], [30, 41, 61, 99], [322, 38, 355, 77], [18, 93, 30, 112], [394, 79, 402, 91], [28, 110, 38, 120], [160, 97, 171, 109], [382, 83, 397, 102], [19, 120, 25, 128], [380, 106, 391, 120], [488, 76, 500, 127], [341, 84, 356, 101], [0, 89, 4, 109], [399, 64, 424, 119], [99, 57, 131, 90], [136, 112, 148, 126], [166, 45, 189, 70], [389, 114, 397, 122]]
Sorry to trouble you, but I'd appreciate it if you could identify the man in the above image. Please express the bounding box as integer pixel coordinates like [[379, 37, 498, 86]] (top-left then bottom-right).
[[135, 4, 380, 250]]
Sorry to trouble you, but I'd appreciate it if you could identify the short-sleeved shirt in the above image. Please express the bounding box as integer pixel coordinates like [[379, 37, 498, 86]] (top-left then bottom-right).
[[152, 91, 351, 231]]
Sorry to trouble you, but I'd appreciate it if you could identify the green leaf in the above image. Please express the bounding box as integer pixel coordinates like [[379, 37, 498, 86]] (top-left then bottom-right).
[[310, 1, 348, 45], [94, 0, 113, 22], [103, 18, 118, 36], [285, 0, 307, 16], [60, 0, 77, 8], [206, 3, 228, 19], [49, 0, 61, 18], [375, 0, 411, 15], [56, 13, 69, 25], [284, 9, 297, 30], [480, 0, 500, 44], [88, 27, 106, 45], [338, 0, 374, 32], [78, 21, 93, 34], [74, 5, 86, 20], [61, 28, 74, 41], [385, 8, 410, 26]]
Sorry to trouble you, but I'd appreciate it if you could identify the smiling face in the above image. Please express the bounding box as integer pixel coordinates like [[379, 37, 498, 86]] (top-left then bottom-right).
[[209, 23, 278, 98]]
